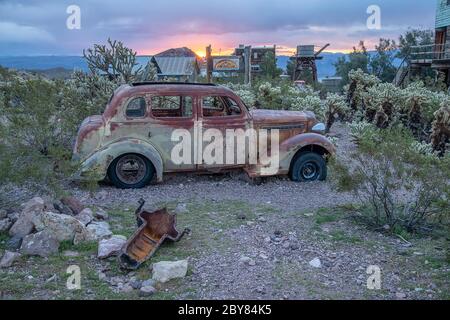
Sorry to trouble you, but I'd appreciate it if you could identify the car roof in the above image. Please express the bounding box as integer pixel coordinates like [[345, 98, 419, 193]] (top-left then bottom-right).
[[117, 82, 235, 96]]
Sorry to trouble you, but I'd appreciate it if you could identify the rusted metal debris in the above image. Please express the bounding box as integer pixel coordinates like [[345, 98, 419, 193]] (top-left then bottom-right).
[[118, 199, 190, 269]]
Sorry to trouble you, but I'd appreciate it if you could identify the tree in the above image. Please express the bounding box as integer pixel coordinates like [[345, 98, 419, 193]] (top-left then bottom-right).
[[83, 38, 142, 83], [398, 29, 434, 60], [369, 38, 398, 83], [260, 51, 282, 79], [335, 41, 370, 85]]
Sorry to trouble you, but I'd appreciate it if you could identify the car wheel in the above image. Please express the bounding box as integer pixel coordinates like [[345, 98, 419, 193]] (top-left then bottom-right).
[[108, 153, 154, 189], [290, 152, 327, 182]]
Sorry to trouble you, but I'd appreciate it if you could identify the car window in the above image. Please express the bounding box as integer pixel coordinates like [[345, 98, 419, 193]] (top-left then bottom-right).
[[126, 97, 146, 118], [151, 96, 193, 118], [202, 96, 241, 117]]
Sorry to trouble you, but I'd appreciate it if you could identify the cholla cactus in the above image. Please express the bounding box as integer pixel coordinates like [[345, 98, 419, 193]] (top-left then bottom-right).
[[324, 93, 349, 133], [348, 120, 377, 143], [225, 83, 256, 108], [83, 38, 142, 83], [256, 82, 282, 109], [410, 141, 437, 157], [364, 83, 402, 129], [430, 104, 450, 156], [290, 95, 323, 119], [347, 69, 380, 116]]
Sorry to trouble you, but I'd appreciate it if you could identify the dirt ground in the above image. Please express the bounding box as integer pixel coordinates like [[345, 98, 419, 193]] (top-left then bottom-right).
[[0, 123, 448, 300]]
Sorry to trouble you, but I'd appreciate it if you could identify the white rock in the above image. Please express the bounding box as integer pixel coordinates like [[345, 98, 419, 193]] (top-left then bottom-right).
[[139, 286, 156, 297], [94, 208, 109, 220], [309, 257, 322, 268], [9, 197, 45, 237], [0, 251, 21, 268], [32, 212, 86, 242], [76, 208, 94, 226], [98, 235, 127, 259], [21, 231, 59, 257], [152, 260, 188, 283], [74, 221, 112, 244]]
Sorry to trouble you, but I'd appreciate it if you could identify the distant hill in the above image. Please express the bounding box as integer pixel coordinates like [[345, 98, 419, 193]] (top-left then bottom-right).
[[155, 47, 198, 58], [0, 52, 400, 80]]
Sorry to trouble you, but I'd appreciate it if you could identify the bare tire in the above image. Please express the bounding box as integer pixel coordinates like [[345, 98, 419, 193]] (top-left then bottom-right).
[[290, 152, 327, 182], [108, 153, 154, 189]]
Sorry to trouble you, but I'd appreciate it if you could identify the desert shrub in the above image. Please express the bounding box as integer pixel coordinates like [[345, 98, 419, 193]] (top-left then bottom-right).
[[224, 83, 256, 108], [331, 127, 449, 234], [0, 71, 119, 194]]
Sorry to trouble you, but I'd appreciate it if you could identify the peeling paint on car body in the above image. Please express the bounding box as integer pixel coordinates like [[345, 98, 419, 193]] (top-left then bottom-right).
[[72, 83, 336, 183]]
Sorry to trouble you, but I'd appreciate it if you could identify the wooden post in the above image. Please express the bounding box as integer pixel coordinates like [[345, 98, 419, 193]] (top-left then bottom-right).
[[206, 45, 212, 83], [244, 45, 252, 85]]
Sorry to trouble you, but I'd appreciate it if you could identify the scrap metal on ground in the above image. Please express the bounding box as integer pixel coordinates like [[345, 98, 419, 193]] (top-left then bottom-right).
[[119, 199, 190, 269]]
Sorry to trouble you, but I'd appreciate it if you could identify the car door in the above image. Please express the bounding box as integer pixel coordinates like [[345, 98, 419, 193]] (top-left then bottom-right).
[[198, 94, 250, 170], [147, 93, 197, 172]]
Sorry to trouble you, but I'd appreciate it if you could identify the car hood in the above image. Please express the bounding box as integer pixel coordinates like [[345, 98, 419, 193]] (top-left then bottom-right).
[[250, 109, 316, 127]]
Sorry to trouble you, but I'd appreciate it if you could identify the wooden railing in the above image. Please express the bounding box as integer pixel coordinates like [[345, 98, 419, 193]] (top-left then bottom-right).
[[410, 44, 450, 61]]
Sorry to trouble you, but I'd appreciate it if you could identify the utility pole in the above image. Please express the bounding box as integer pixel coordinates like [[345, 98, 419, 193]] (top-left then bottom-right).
[[244, 45, 252, 85], [206, 45, 212, 83]]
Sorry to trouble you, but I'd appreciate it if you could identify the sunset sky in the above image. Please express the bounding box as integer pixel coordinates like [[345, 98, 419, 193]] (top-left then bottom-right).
[[0, 0, 436, 57]]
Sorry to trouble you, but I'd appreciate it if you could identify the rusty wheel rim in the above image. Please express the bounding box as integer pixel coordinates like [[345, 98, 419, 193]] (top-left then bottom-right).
[[116, 155, 147, 185], [301, 162, 318, 180]]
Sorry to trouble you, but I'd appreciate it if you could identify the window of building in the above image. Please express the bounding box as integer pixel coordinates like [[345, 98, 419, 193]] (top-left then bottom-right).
[[151, 95, 193, 118], [125, 97, 147, 118]]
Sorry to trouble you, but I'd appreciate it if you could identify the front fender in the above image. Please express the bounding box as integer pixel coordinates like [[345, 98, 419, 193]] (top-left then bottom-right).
[[73, 139, 164, 183], [279, 133, 336, 167]]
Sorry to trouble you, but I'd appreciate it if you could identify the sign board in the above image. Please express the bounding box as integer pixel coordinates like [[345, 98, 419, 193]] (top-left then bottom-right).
[[213, 58, 240, 71]]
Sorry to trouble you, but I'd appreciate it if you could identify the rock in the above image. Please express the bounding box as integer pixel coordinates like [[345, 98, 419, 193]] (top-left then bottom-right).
[[6, 235, 23, 251], [396, 292, 407, 299], [174, 203, 188, 214], [76, 208, 94, 226], [9, 197, 45, 237], [53, 201, 73, 216], [60, 196, 84, 215], [130, 279, 143, 289], [0, 218, 12, 232], [257, 217, 267, 223], [139, 286, 157, 297], [0, 209, 7, 219], [21, 231, 59, 257], [0, 251, 21, 268], [94, 208, 109, 220], [32, 212, 86, 242], [87, 221, 112, 239], [7, 212, 19, 224], [120, 284, 134, 293], [236, 213, 246, 220], [239, 256, 255, 266], [63, 250, 79, 257], [309, 258, 322, 268], [141, 278, 157, 288], [152, 260, 188, 283], [97, 235, 127, 259]]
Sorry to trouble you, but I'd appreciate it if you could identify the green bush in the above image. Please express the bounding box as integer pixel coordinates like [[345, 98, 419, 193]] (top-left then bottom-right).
[[331, 126, 450, 234]]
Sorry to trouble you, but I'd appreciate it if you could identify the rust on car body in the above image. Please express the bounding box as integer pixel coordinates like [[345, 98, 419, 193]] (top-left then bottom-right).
[[118, 199, 189, 269], [72, 82, 336, 187]]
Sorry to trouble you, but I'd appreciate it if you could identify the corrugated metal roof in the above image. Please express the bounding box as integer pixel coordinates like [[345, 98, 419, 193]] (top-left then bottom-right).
[[153, 57, 196, 76]]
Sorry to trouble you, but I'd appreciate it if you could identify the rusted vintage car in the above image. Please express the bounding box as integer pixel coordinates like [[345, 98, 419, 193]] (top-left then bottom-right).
[[72, 82, 336, 189]]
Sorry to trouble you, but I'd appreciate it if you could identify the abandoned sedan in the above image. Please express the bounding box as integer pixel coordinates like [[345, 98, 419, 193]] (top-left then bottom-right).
[[72, 82, 336, 189]]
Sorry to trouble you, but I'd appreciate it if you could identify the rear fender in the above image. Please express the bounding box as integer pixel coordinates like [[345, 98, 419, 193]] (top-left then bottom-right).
[[73, 139, 164, 183]]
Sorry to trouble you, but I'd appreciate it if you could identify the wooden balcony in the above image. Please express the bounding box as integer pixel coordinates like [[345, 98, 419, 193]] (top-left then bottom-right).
[[410, 44, 450, 66]]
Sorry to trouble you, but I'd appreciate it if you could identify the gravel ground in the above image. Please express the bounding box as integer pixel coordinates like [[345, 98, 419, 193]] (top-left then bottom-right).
[[1, 123, 448, 300]]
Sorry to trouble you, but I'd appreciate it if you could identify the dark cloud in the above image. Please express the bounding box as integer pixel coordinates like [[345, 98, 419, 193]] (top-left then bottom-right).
[[0, 0, 436, 55]]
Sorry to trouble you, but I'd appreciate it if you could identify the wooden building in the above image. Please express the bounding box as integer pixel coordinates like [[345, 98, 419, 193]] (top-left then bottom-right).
[[396, 0, 450, 87]]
